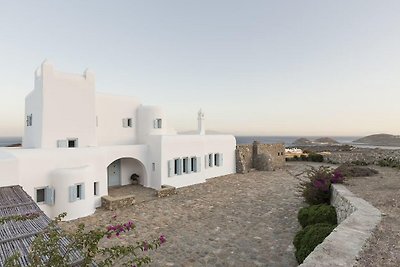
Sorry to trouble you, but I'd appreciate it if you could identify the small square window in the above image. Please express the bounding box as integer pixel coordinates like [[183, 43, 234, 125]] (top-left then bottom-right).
[[68, 139, 78, 148], [36, 188, 45, 203], [154, 118, 162, 129]]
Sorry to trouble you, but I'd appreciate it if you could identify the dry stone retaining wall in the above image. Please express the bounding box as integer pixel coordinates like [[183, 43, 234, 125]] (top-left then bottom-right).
[[300, 184, 381, 267]]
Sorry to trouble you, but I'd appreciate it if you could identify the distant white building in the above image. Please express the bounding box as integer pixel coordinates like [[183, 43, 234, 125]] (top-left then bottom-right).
[[0, 61, 236, 220]]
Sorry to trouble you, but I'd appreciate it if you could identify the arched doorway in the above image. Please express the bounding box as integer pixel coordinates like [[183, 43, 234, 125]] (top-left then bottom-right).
[[107, 158, 147, 187]]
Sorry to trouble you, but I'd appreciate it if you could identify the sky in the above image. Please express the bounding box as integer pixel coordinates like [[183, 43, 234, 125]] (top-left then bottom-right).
[[0, 0, 400, 137]]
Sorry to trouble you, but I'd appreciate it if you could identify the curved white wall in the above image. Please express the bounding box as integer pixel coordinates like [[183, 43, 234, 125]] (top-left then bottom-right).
[[137, 106, 168, 143], [50, 165, 95, 220]]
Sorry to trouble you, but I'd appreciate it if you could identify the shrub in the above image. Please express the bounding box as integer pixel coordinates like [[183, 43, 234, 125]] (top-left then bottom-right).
[[300, 154, 308, 161], [335, 163, 378, 178], [301, 167, 344, 205], [350, 160, 369, 166], [308, 153, 324, 162], [298, 204, 337, 228], [378, 157, 400, 168], [294, 223, 336, 264]]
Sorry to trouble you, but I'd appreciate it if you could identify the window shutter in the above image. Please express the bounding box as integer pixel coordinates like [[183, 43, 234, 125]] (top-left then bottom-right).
[[177, 159, 183, 175], [196, 157, 201, 172], [209, 154, 214, 167], [122, 118, 128, 128], [187, 158, 191, 174], [80, 184, 85, 200], [204, 155, 209, 169], [69, 186, 77, 202], [168, 160, 174, 177], [153, 120, 157, 129], [57, 140, 67, 148], [220, 153, 224, 166], [45, 187, 55, 205]]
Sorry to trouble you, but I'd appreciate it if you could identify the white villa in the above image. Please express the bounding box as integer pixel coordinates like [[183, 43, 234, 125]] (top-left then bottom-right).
[[0, 61, 236, 220]]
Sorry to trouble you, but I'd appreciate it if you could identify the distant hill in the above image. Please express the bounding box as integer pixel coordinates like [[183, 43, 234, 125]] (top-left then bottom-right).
[[293, 138, 313, 145], [353, 134, 400, 146], [293, 137, 339, 146]]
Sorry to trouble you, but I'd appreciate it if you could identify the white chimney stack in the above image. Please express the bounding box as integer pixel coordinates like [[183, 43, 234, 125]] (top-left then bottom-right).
[[198, 109, 205, 135]]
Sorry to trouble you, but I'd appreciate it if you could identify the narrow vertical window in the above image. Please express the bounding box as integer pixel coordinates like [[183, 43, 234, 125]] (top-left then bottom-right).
[[174, 159, 179, 175], [191, 157, 196, 172], [76, 184, 81, 199], [94, 182, 99, 196], [152, 163, 156, 171], [127, 118, 132, 127]]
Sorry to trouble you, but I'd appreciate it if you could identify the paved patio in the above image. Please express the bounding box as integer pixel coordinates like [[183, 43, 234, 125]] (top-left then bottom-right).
[[108, 184, 158, 204], [62, 163, 310, 266]]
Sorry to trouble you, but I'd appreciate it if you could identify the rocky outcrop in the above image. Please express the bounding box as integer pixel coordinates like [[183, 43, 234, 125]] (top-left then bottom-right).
[[354, 133, 400, 146]]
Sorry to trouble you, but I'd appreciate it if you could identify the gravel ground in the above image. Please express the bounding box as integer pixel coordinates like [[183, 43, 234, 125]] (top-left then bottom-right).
[[345, 166, 400, 267], [61, 164, 310, 267]]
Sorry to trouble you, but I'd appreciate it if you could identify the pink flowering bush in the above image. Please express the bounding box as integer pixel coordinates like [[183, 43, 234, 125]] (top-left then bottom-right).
[[5, 213, 166, 267], [301, 166, 344, 205]]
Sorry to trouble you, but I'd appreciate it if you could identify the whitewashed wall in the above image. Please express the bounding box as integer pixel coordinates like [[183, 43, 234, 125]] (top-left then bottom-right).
[[160, 135, 236, 188], [0, 145, 148, 221], [96, 94, 141, 146], [24, 61, 97, 149]]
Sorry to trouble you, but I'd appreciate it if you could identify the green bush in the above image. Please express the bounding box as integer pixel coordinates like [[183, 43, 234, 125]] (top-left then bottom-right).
[[294, 223, 336, 264], [308, 153, 324, 162], [298, 204, 337, 228]]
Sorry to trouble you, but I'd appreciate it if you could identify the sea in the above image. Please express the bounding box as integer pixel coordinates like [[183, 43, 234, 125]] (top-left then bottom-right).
[[0, 137, 22, 147], [235, 136, 400, 150], [1, 136, 399, 150]]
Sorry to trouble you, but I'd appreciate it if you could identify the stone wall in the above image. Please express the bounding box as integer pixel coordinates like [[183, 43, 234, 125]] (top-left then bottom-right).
[[101, 195, 136, 210], [236, 142, 285, 173], [300, 184, 381, 267], [236, 145, 253, 173]]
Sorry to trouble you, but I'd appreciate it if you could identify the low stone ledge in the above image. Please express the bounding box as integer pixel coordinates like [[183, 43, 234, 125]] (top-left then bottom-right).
[[299, 184, 381, 267], [101, 195, 136, 211], [156, 185, 177, 198]]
